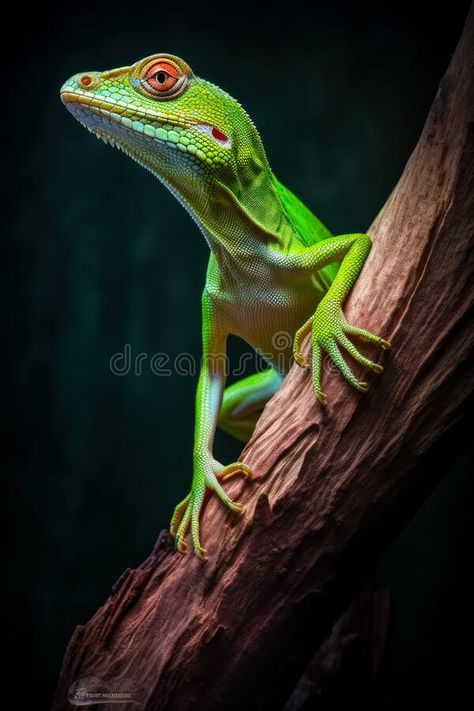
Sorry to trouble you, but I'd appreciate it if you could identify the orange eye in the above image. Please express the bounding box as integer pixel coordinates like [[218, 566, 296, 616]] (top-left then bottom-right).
[[140, 61, 186, 98]]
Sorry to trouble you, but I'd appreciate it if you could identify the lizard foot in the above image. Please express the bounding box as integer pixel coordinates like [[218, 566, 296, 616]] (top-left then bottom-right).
[[310, 298, 391, 402], [170, 460, 252, 560]]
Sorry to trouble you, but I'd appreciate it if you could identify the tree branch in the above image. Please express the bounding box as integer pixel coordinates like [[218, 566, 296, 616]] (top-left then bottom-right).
[[53, 10, 474, 711]]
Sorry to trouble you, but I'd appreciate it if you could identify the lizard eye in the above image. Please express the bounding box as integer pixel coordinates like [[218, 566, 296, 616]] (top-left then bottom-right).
[[140, 61, 187, 99]]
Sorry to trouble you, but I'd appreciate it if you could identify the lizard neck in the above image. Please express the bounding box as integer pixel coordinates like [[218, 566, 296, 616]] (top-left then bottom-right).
[[162, 168, 296, 276]]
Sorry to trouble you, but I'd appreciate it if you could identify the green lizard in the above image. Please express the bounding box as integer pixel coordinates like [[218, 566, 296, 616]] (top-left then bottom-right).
[[60, 53, 390, 561]]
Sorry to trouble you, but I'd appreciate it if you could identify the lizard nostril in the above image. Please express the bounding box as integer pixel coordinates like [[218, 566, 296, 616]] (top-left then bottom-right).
[[78, 74, 94, 88]]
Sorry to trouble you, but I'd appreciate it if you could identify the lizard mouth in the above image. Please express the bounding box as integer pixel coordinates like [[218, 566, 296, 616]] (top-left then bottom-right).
[[61, 86, 232, 174], [60, 88, 191, 148]]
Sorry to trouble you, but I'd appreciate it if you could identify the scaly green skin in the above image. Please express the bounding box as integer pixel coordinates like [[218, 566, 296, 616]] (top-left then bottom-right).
[[61, 54, 390, 561]]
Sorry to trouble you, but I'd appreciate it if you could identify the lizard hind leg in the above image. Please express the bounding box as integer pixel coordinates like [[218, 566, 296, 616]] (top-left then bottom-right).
[[217, 367, 283, 443]]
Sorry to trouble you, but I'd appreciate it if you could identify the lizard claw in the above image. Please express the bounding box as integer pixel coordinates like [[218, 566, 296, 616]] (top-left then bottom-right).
[[379, 338, 391, 351], [195, 546, 208, 562], [229, 501, 245, 514], [170, 460, 252, 560], [176, 537, 188, 554], [293, 350, 311, 369], [217, 462, 252, 482]]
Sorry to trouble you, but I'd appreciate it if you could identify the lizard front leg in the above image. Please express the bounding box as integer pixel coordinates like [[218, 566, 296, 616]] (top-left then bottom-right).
[[170, 291, 252, 560], [289, 234, 390, 402]]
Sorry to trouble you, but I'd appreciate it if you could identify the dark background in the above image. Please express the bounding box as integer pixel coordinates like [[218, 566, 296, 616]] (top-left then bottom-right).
[[5, 2, 472, 709]]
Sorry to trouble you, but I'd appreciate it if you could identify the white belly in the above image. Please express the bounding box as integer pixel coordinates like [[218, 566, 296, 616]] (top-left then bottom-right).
[[210, 275, 325, 373]]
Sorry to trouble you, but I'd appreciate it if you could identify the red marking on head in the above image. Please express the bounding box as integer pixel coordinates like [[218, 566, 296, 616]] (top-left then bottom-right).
[[211, 127, 228, 142]]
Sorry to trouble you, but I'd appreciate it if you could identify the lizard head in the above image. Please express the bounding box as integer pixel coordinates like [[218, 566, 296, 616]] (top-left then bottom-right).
[[60, 53, 272, 228]]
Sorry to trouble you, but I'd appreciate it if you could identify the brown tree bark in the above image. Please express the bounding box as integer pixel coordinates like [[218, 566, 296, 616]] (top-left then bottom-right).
[[53, 10, 474, 711]]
